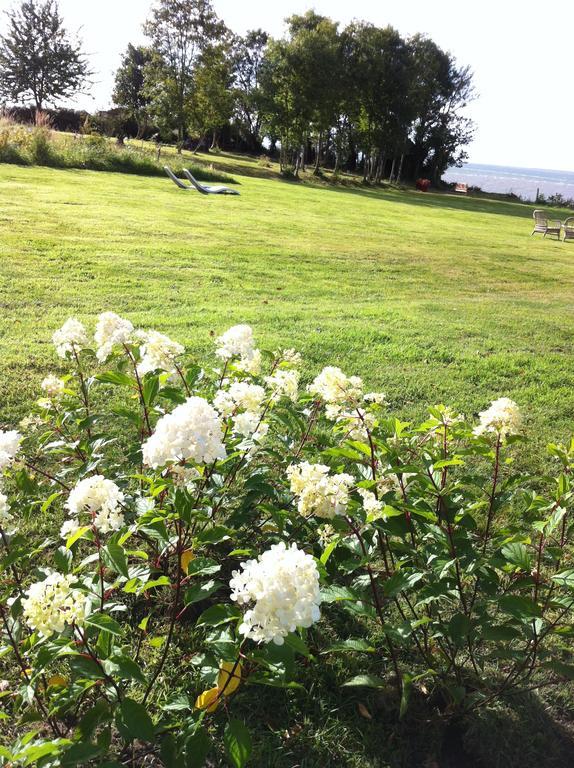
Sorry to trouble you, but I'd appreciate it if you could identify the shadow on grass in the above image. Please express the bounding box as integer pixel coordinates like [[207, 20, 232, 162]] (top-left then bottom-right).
[[232, 680, 574, 768], [229, 611, 574, 768]]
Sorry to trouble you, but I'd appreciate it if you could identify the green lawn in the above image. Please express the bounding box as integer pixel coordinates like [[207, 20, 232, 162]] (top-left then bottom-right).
[[2, 156, 574, 766], [2, 156, 573, 471]]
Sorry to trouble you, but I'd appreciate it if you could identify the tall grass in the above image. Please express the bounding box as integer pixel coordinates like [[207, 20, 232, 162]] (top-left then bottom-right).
[[0, 116, 235, 183]]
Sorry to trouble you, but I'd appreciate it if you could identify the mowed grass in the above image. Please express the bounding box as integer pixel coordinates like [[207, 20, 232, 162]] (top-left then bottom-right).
[[2, 157, 574, 765], [1, 156, 573, 470]]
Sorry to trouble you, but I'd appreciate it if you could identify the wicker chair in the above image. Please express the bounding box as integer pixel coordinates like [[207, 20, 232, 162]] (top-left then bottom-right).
[[563, 217, 574, 242], [531, 209, 562, 238]]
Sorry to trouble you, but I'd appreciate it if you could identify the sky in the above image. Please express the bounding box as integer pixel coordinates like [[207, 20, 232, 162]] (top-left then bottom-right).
[[1, 0, 573, 171]]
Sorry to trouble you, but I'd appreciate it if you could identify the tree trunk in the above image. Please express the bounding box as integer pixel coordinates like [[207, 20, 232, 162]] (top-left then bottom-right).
[[210, 130, 220, 150], [313, 133, 321, 175], [389, 157, 396, 183], [397, 154, 404, 183]]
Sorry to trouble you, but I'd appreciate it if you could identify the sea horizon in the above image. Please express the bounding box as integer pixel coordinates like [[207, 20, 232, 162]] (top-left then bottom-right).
[[442, 161, 574, 201]]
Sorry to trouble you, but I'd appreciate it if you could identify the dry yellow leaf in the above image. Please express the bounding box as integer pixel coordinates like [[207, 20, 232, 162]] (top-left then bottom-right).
[[217, 660, 243, 695], [357, 702, 372, 720], [180, 550, 195, 573], [194, 686, 220, 713], [47, 675, 68, 688]]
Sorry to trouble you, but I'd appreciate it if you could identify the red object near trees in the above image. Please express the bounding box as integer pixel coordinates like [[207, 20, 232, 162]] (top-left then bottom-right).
[[416, 178, 431, 192]]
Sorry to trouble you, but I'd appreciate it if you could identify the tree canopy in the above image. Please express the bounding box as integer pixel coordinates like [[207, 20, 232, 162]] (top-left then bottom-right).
[[0, 0, 90, 110]]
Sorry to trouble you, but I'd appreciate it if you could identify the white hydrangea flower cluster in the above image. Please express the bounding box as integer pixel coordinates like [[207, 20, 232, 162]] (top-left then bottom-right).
[[0, 429, 21, 473], [64, 475, 125, 536], [215, 324, 261, 374], [328, 407, 376, 441], [94, 312, 134, 362], [170, 465, 201, 488], [287, 461, 354, 519], [40, 375, 66, 400], [358, 488, 383, 520], [0, 492, 16, 535], [364, 392, 387, 406], [309, 366, 363, 407], [265, 369, 299, 402], [474, 397, 521, 438], [235, 348, 262, 376], [142, 396, 226, 468], [229, 542, 321, 645], [136, 330, 185, 377], [318, 523, 336, 547], [214, 382, 267, 417], [52, 318, 89, 359], [22, 571, 88, 636], [377, 473, 402, 496], [279, 348, 302, 367]]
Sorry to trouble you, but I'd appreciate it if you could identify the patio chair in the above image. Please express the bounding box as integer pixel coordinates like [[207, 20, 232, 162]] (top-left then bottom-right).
[[183, 168, 239, 195], [563, 217, 574, 242], [164, 166, 191, 189], [531, 209, 561, 238]]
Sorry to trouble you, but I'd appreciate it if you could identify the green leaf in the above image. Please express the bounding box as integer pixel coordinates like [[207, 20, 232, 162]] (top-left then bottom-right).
[[197, 604, 240, 628], [224, 719, 252, 768], [543, 660, 574, 680], [322, 638, 375, 653], [184, 579, 222, 606], [61, 741, 104, 766], [499, 595, 542, 621], [383, 571, 423, 598], [117, 698, 155, 742], [66, 525, 91, 549], [284, 632, 311, 657], [196, 526, 232, 545], [320, 585, 359, 603], [96, 371, 135, 387], [320, 540, 338, 565], [447, 613, 470, 645], [400, 673, 413, 719], [185, 728, 211, 768], [481, 624, 520, 641], [142, 374, 160, 407], [186, 557, 221, 577], [342, 674, 386, 688], [104, 654, 146, 683], [103, 540, 129, 578], [85, 613, 123, 637], [41, 491, 63, 513], [552, 570, 574, 588], [501, 542, 531, 571]]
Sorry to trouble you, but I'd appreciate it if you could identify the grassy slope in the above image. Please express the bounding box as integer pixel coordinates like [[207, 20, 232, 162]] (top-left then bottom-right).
[[2, 155, 574, 765], [1, 157, 573, 471]]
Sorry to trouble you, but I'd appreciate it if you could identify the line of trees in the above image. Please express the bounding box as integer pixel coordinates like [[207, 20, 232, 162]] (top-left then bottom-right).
[[0, 0, 475, 182]]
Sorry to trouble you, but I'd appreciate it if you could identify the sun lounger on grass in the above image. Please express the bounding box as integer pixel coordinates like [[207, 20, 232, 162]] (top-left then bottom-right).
[[163, 165, 239, 195]]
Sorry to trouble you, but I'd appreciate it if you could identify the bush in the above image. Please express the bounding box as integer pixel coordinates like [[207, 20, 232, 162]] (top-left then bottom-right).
[[0, 120, 235, 183], [1, 316, 574, 765]]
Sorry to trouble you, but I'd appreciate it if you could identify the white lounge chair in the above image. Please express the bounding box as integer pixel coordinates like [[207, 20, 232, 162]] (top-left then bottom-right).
[[164, 166, 190, 189], [183, 168, 239, 195], [163, 165, 239, 195]]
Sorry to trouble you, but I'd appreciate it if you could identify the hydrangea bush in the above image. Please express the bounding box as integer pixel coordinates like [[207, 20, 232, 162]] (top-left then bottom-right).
[[1, 315, 574, 766]]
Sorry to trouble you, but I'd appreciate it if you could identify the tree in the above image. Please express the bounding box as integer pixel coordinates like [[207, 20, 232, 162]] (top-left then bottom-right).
[[143, 0, 225, 147], [191, 41, 235, 150], [285, 12, 342, 174], [408, 36, 475, 181], [112, 44, 154, 138], [232, 29, 268, 151], [343, 22, 415, 181], [0, 0, 90, 110]]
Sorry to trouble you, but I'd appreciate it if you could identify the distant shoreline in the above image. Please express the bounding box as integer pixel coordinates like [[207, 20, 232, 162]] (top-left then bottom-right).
[[443, 162, 574, 201]]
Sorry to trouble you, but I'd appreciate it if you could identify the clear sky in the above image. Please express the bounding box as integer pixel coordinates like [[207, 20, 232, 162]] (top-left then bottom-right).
[[1, 0, 572, 171]]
